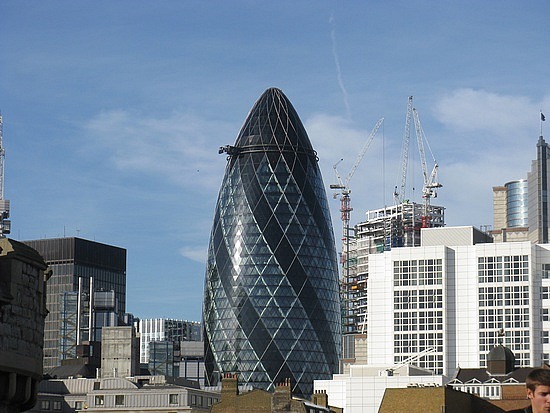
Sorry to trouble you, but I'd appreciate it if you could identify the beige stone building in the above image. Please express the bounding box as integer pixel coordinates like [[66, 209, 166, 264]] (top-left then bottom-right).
[[0, 238, 49, 412]]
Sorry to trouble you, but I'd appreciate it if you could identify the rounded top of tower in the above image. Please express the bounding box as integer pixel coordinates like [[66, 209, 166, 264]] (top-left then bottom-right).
[[232, 88, 316, 159]]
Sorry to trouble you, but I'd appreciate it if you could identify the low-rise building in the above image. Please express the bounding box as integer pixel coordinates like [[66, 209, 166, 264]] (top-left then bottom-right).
[[314, 363, 444, 413], [447, 344, 543, 411], [210, 374, 341, 413], [27, 375, 219, 413], [378, 386, 506, 413]]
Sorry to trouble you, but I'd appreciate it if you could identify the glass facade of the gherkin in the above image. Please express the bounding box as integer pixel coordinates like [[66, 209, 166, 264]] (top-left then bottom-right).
[[203, 88, 341, 397]]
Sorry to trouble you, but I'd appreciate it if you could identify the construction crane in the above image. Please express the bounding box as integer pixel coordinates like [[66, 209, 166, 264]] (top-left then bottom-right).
[[393, 97, 442, 227], [330, 117, 383, 334], [394, 96, 413, 204], [384, 347, 436, 376], [0, 114, 10, 237], [412, 107, 442, 228], [330, 117, 384, 237]]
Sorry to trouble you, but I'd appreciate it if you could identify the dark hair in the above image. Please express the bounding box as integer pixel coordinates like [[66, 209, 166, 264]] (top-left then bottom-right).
[[526, 368, 550, 391]]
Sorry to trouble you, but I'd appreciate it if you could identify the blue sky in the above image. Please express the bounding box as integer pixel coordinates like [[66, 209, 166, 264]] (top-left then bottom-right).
[[1, 1, 549, 322]]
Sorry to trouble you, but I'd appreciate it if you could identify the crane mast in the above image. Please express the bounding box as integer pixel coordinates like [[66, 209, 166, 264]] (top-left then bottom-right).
[[394, 97, 442, 228], [394, 96, 413, 204], [0, 114, 11, 237], [412, 107, 442, 227], [330, 117, 383, 335], [330, 117, 384, 236]]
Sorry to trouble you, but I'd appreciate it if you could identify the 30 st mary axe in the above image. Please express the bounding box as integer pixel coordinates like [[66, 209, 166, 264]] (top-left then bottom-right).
[[203, 88, 341, 397]]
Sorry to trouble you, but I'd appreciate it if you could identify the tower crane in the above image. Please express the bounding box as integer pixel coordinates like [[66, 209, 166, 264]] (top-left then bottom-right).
[[412, 107, 442, 228], [330, 117, 383, 334], [393, 96, 442, 227], [330, 117, 384, 240], [393, 96, 413, 204], [0, 114, 10, 238]]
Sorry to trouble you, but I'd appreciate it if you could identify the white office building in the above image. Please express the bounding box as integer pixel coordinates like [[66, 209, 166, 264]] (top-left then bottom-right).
[[317, 226, 550, 412], [367, 226, 550, 376], [315, 364, 443, 413]]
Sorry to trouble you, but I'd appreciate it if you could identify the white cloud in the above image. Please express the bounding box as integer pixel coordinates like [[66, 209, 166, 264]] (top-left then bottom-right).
[[430, 89, 550, 226], [83, 110, 232, 191], [434, 88, 544, 142], [306, 113, 393, 187], [179, 245, 208, 263]]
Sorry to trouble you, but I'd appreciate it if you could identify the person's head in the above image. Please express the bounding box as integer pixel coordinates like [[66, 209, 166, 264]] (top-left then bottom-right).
[[526, 368, 550, 413]]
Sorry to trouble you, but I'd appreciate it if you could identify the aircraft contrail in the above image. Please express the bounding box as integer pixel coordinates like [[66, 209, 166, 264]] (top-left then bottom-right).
[[330, 14, 352, 121]]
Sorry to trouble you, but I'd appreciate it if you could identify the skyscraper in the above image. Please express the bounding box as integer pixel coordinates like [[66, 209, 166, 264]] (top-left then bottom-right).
[[203, 88, 341, 397], [23, 237, 126, 371], [528, 136, 550, 243], [491, 133, 549, 243]]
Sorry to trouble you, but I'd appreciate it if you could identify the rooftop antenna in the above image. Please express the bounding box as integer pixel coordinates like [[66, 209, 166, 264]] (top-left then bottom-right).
[[0, 114, 11, 237]]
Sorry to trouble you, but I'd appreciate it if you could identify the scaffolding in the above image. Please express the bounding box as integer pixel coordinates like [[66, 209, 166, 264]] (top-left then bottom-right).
[[357, 202, 445, 253], [343, 201, 445, 335]]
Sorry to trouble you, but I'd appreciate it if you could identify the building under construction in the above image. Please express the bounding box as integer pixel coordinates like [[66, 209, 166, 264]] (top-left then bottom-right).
[[341, 202, 445, 338], [338, 97, 446, 370]]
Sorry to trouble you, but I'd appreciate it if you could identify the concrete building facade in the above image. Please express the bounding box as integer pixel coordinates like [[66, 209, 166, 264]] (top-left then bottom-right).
[[101, 326, 140, 379], [315, 364, 444, 413], [366, 227, 550, 376]]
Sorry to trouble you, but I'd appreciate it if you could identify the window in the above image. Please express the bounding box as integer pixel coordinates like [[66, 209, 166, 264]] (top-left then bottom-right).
[[478, 255, 529, 283], [115, 395, 124, 406], [75, 401, 83, 410], [53, 401, 62, 411], [40, 400, 50, 410], [95, 395, 104, 406], [169, 394, 179, 404]]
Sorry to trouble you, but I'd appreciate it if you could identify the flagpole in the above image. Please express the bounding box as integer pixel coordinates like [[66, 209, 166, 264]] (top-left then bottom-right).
[[542, 111, 546, 137]]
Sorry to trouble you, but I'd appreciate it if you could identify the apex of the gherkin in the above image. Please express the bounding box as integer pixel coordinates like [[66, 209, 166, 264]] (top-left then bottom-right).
[[231, 87, 316, 158]]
